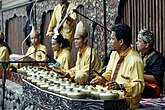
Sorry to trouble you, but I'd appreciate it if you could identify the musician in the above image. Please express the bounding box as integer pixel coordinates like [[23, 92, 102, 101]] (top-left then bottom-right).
[[46, 0, 77, 51], [26, 27, 48, 64], [136, 29, 165, 98], [90, 24, 144, 109], [60, 21, 102, 84], [51, 33, 75, 70], [0, 32, 12, 69]]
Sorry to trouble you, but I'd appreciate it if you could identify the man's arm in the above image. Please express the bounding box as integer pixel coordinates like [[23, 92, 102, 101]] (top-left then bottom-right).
[[46, 6, 57, 36], [144, 73, 158, 84]]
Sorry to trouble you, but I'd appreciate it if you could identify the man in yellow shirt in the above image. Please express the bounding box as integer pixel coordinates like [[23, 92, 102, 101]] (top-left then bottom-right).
[[26, 27, 48, 64], [61, 21, 102, 84], [90, 24, 144, 109], [51, 33, 74, 70], [0, 32, 12, 69], [46, 0, 77, 51]]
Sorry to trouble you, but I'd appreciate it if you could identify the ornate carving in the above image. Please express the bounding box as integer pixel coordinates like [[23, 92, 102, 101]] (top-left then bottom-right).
[[2, 6, 26, 32], [23, 80, 128, 110]]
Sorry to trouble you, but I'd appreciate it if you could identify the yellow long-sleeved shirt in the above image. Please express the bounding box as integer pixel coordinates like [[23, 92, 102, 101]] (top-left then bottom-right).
[[47, 3, 76, 43], [68, 46, 102, 84], [54, 48, 74, 70], [102, 47, 144, 109], [0, 45, 9, 69], [26, 43, 47, 61]]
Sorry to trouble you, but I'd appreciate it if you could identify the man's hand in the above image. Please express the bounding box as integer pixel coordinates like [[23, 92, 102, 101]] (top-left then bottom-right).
[[59, 72, 70, 78], [90, 77, 105, 87], [101, 66, 107, 73], [106, 81, 121, 90], [46, 32, 54, 37]]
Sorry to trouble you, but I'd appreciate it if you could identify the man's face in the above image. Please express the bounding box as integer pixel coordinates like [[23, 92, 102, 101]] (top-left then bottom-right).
[[30, 35, 39, 46], [59, 0, 67, 4], [136, 39, 147, 52], [74, 34, 85, 49], [110, 31, 121, 51]]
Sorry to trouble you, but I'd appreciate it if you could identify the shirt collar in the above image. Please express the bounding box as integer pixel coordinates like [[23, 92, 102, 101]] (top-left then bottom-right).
[[119, 46, 132, 57], [33, 43, 39, 49], [55, 49, 62, 59], [142, 49, 154, 56], [78, 45, 88, 57], [141, 49, 154, 60]]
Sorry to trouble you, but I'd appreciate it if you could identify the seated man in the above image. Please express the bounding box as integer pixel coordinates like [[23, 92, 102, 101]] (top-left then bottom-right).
[[51, 33, 75, 70], [0, 32, 12, 69], [26, 27, 48, 66], [90, 24, 144, 109], [136, 29, 165, 98], [61, 21, 102, 84]]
